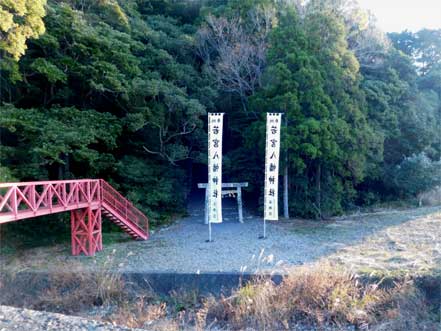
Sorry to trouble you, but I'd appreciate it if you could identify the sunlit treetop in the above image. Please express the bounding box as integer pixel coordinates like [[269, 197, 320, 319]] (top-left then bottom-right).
[[0, 0, 47, 60]]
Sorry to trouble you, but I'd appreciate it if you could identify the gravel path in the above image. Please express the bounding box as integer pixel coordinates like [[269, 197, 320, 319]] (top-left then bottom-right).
[[0, 305, 141, 331], [121, 208, 323, 273], [112, 198, 321, 272], [113, 200, 441, 274], [2, 197, 440, 275]]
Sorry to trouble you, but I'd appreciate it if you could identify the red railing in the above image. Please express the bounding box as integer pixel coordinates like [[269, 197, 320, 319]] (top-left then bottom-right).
[[0, 179, 149, 238], [100, 180, 149, 236], [0, 179, 101, 223]]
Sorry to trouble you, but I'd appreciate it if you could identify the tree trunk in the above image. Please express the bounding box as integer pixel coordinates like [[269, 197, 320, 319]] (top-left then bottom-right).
[[65, 154, 70, 178], [283, 164, 289, 219], [58, 163, 63, 180], [57, 153, 70, 179], [283, 114, 289, 219], [316, 162, 321, 219]]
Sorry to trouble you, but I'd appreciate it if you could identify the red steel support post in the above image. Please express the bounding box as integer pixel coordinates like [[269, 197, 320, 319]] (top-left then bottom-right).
[[70, 207, 102, 256]]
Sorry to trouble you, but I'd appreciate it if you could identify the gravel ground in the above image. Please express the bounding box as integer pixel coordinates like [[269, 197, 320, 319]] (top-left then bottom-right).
[[0, 305, 141, 331], [121, 204, 322, 273], [2, 197, 440, 275], [0, 304, 358, 331], [118, 201, 441, 274], [1, 201, 439, 331]]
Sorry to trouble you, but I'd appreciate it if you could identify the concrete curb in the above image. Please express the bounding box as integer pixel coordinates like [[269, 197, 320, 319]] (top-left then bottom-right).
[[123, 272, 284, 296]]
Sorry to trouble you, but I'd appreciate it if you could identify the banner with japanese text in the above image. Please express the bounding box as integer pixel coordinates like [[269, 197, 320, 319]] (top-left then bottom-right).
[[264, 113, 281, 221], [208, 113, 224, 223]]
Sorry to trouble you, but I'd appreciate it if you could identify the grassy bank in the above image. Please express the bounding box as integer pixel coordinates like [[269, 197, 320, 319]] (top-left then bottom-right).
[[1, 263, 439, 331]]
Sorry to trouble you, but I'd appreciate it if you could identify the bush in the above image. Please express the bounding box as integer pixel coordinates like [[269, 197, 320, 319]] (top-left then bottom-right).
[[418, 186, 441, 206], [116, 155, 188, 226], [390, 153, 441, 201]]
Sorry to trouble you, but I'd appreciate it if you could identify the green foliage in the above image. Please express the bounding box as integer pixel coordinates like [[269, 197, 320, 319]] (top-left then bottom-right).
[[249, 8, 377, 217], [0, 0, 439, 228], [0, 165, 16, 182], [116, 156, 187, 224], [389, 29, 441, 75], [0, 104, 121, 179], [360, 39, 440, 200], [0, 0, 212, 225], [389, 153, 441, 198], [30, 58, 67, 83]]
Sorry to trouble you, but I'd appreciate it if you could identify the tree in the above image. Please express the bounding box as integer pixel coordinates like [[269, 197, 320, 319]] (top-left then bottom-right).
[[0, 0, 214, 224], [390, 153, 441, 204], [359, 29, 440, 201], [303, 0, 391, 69], [0, 0, 47, 60], [389, 29, 441, 160], [248, 7, 377, 218], [389, 29, 441, 75], [0, 105, 121, 179], [196, 4, 276, 112]]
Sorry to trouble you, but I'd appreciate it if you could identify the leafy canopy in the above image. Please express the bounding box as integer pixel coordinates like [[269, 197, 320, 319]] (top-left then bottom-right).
[[0, 0, 47, 60]]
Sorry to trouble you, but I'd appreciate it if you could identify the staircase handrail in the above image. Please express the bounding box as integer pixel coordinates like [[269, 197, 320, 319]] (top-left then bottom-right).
[[100, 180, 149, 236]]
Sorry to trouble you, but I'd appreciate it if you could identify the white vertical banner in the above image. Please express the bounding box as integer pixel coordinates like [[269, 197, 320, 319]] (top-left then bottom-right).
[[208, 113, 224, 223], [264, 113, 282, 221]]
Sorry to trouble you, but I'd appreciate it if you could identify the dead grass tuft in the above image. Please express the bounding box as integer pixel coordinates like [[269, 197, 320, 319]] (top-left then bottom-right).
[[371, 279, 439, 331], [32, 250, 129, 313], [108, 297, 177, 330], [418, 186, 441, 207], [199, 263, 438, 330], [105, 288, 205, 330]]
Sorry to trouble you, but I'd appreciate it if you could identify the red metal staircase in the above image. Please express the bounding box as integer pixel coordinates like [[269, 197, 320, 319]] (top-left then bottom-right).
[[100, 180, 148, 240], [0, 179, 149, 256]]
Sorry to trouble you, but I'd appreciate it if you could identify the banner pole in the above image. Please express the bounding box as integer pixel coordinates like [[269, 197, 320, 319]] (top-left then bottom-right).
[[259, 219, 266, 239], [261, 112, 282, 239], [206, 112, 224, 243]]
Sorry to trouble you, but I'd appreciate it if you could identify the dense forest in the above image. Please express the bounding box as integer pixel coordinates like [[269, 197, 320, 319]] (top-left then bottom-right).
[[1, 0, 440, 224]]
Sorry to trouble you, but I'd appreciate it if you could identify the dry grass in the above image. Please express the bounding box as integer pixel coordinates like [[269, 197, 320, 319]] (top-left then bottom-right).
[[93, 249, 130, 304], [34, 270, 123, 313], [371, 281, 439, 331], [0, 250, 132, 314], [37, 250, 128, 312], [108, 298, 178, 331], [327, 209, 441, 277], [418, 186, 441, 207], [198, 264, 439, 331], [104, 288, 204, 330], [2, 260, 438, 330]]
